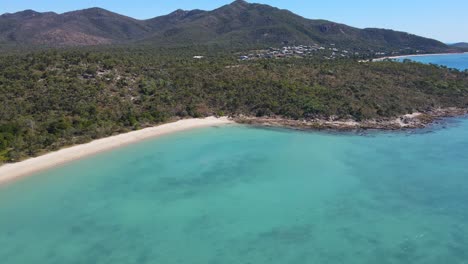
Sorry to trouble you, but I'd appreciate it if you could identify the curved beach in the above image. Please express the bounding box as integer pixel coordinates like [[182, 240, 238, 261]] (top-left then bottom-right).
[[0, 116, 233, 184], [373, 52, 467, 61]]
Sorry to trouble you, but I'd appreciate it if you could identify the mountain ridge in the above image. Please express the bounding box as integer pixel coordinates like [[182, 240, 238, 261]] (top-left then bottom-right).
[[0, 1, 454, 52], [451, 42, 468, 48]]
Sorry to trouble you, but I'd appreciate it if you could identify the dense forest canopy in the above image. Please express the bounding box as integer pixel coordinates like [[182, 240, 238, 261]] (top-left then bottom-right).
[[0, 46, 468, 163]]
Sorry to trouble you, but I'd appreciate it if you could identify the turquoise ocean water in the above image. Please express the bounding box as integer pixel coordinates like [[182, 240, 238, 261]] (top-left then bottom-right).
[[397, 53, 468, 70], [1, 55, 468, 264]]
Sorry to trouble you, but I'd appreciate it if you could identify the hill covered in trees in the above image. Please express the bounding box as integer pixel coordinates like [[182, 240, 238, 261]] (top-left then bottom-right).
[[451, 43, 468, 51], [1, 47, 467, 162], [0, 0, 456, 54]]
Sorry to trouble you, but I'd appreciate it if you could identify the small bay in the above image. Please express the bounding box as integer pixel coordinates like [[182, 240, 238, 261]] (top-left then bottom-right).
[[396, 53, 468, 70], [1, 53, 468, 264], [1, 120, 468, 263]]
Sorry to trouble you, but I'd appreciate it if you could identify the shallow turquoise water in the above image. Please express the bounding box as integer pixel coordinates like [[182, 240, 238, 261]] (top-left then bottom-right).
[[1, 119, 468, 264], [397, 53, 468, 70], [2, 54, 468, 264]]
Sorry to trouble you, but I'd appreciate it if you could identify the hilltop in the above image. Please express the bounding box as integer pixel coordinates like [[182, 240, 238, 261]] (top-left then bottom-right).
[[0, 1, 455, 53], [451, 43, 468, 51]]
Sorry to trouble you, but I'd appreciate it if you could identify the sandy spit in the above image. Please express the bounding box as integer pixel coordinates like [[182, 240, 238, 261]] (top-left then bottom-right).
[[0, 117, 233, 185], [373, 52, 466, 61]]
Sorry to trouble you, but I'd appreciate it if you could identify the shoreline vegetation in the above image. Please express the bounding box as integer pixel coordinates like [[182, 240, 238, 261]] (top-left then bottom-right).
[[0, 117, 233, 185], [236, 108, 468, 130], [1, 109, 467, 185], [1, 48, 468, 173]]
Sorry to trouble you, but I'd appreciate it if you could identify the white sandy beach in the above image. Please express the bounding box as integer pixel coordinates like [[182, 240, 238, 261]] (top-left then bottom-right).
[[0, 117, 233, 185], [373, 52, 466, 61]]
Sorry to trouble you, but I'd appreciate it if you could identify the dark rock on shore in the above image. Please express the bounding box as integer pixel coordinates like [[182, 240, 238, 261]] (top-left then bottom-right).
[[234, 108, 468, 132]]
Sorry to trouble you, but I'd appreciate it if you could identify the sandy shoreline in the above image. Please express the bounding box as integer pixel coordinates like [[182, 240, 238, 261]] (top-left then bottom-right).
[[1, 109, 466, 185], [373, 52, 467, 61], [0, 117, 233, 185]]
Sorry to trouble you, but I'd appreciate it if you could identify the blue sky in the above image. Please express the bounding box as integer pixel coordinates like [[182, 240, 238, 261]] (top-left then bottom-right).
[[1, 0, 467, 43]]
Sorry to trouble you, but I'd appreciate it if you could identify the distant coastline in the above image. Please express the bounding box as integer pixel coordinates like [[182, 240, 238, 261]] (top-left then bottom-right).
[[0, 117, 233, 185], [373, 52, 467, 62]]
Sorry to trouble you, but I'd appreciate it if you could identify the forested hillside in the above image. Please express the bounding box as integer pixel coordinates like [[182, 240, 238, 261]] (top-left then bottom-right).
[[0, 1, 455, 54], [1, 47, 468, 162]]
